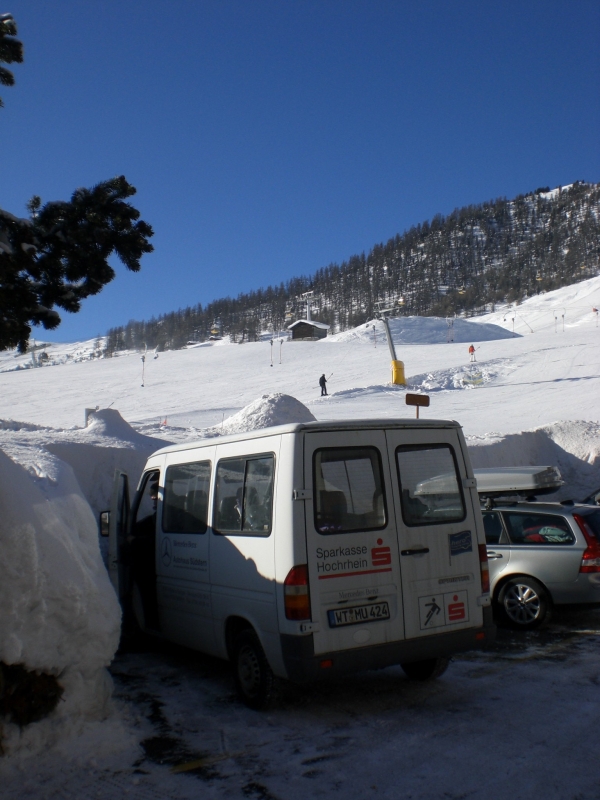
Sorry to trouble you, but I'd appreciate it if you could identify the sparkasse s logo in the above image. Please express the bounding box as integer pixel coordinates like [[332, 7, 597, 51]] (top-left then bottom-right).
[[371, 538, 391, 566]]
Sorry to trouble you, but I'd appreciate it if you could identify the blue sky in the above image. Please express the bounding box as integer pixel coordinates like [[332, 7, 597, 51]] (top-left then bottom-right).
[[3, 0, 599, 342]]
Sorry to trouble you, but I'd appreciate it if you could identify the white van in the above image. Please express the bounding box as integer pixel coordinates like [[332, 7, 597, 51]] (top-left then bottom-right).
[[106, 418, 494, 708]]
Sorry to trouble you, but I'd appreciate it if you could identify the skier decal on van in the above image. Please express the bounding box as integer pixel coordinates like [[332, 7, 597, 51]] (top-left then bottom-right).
[[418, 590, 469, 629]]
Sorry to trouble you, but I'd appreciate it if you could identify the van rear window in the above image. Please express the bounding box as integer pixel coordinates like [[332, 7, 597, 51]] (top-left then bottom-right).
[[163, 461, 211, 534], [313, 447, 386, 534], [396, 445, 466, 526]]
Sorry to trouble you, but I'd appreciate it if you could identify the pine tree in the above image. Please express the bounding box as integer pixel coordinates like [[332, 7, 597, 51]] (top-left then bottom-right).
[[0, 13, 22, 107], [0, 16, 153, 352]]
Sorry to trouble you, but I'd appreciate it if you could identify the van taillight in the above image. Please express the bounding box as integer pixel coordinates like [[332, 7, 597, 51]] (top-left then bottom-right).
[[573, 514, 600, 573], [284, 565, 311, 620], [478, 544, 490, 593]]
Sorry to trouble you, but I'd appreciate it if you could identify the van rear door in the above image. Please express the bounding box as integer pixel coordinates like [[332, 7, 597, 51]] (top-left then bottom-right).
[[384, 427, 484, 640], [304, 430, 405, 655]]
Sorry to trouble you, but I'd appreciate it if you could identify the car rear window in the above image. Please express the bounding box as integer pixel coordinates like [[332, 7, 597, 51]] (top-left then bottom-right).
[[482, 511, 505, 544], [578, 508, 600, 538], [501, 511, 575, 545]]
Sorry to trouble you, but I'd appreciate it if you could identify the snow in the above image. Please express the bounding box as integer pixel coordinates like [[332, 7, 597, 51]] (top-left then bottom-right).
[[329, 315, 517, 344], [0, 448, 120, 756], [0, 276, 599, 795], [198, 392, 316, 438]]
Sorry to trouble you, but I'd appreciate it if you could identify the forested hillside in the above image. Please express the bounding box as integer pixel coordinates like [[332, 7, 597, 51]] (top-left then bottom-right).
[[105, 181, 600, 353]]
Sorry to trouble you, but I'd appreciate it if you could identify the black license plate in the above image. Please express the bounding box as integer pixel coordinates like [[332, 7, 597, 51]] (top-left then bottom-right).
[[328, 601, 390, 628]]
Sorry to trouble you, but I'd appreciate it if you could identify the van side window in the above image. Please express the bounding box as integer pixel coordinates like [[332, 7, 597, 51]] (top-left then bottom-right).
[[214, 455, 274, 536], [313, 447, 386, 534], [396, 445, 466, 526], [163, 461, 211, 534]]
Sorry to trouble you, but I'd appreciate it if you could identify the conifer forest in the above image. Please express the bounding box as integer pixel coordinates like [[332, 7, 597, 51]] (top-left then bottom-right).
[[105, 181, 600, 353]]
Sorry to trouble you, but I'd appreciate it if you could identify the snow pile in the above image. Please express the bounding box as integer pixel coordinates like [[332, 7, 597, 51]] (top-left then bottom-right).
[[467, 420, 600, 500], [409, 360, 513, 392], [0, 448, 121, 755], [201, 393, 316, 437], [82, 408, 162, 450], [0, 409, 167, 525], [0, 419, 48, 432]]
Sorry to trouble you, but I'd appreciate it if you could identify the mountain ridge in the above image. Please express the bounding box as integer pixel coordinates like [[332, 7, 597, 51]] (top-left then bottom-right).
[[105, 180, 600, 352]]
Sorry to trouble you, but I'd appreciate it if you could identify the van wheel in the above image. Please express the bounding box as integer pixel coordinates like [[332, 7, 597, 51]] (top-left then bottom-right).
[[497, 577, 550, 630], [233, 630, 277, 710], [401, 657, 450, 681]]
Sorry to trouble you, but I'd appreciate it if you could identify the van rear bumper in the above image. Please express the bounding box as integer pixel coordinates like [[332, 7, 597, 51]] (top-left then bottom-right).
[[280, 606, 496, 683]]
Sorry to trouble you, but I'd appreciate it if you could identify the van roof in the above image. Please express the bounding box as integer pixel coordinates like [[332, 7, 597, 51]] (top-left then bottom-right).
[[151, 417, 462, 457]]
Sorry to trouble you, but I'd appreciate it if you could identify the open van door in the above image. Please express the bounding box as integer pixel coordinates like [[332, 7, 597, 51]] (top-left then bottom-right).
[[108, 470, 130, 604]]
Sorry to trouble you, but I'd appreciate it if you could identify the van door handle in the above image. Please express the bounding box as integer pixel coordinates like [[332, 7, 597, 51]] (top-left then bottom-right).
[[486, 552, 503, 559], [401, 547, 430, 556]]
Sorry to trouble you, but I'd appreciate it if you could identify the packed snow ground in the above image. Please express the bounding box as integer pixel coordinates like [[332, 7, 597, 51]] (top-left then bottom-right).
[[0, 277, 599, 798]]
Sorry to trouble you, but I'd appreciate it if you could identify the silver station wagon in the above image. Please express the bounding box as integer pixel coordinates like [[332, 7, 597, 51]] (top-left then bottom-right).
[[476, 468, 600, 629]]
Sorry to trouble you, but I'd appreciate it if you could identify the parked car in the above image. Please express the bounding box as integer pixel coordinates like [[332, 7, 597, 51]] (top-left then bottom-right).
[[415, 466, 600, 630], [477, 467, 600, 629]]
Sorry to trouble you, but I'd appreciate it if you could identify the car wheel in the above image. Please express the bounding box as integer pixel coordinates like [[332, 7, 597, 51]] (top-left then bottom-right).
[[497, 577, 550, 630], [233, 630, 277, 710], [401, 657, 450, 681]]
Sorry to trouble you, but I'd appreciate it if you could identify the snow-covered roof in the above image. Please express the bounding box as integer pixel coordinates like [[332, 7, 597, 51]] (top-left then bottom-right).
[[287, 319, 330, 330]]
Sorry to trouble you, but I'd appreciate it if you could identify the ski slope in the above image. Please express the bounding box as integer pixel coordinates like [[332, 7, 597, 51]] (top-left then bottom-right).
[[0, 277, 599, 442]]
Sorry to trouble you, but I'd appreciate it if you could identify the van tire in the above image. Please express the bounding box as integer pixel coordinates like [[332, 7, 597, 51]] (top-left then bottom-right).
[[401, 657, 450, 681], [233, 630, 277, 710], [497, 576, 550, 630]]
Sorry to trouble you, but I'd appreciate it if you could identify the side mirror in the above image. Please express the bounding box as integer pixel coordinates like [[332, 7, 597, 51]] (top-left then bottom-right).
[[100, 510, 110, 537]]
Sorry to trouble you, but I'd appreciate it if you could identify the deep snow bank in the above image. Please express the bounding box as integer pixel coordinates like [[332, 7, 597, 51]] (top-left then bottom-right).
[[466, 420, 600, 500], [0, 409, 169, 755], [0, 449, 121, 755], [0, 409, 168, 524], [200, 393, 316, 437]]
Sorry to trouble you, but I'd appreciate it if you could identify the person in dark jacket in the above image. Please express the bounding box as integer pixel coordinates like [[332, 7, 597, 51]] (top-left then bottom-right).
[[319, 373, 328, 396]]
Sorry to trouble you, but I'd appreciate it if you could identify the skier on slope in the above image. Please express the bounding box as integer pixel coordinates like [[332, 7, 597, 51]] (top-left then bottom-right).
[[319, 373, 328, 396], [468, 344, 476, 363]]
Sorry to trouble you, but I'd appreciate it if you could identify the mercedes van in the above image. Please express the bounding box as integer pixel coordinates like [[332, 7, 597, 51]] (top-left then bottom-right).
[[105, 418, 494, 708]]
